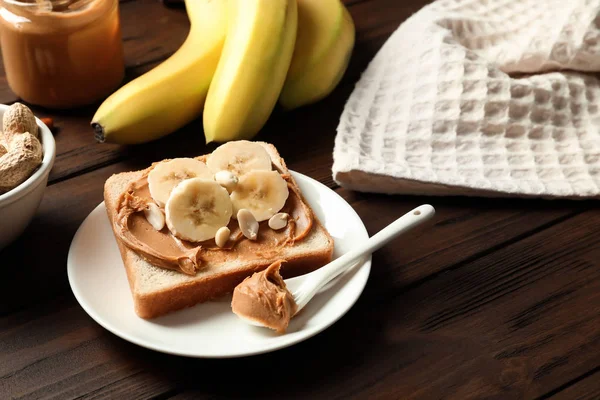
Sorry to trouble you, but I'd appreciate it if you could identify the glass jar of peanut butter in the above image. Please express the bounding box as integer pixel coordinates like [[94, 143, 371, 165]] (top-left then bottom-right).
[[0, 0, 124, 109]]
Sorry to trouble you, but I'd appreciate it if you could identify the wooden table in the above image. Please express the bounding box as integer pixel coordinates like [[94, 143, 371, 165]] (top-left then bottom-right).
[[2, 0, 600, 398]]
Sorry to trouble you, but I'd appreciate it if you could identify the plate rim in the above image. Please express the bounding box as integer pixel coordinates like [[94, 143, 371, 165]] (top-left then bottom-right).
[[67, 171, 371, 358]]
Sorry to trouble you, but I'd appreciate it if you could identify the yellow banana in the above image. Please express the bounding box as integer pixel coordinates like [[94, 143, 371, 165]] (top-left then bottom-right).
[[92, 0, 227, 145], [279, 0, 355, 110], [203, 0, 298, 143]]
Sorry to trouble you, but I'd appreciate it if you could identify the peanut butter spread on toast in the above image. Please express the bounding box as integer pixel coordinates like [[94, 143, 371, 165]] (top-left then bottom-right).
[[114, 156, 313, 275]]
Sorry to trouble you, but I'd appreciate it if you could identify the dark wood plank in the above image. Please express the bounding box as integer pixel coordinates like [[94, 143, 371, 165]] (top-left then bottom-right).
[[335, 191, 588, 295], [549, 368, 600, 400], [336, 211, 600, 400], [0, 297, 174, 400]]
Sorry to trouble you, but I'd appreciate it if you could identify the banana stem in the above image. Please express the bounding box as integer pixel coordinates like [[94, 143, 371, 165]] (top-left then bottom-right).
[[92, 123, 106, 143]]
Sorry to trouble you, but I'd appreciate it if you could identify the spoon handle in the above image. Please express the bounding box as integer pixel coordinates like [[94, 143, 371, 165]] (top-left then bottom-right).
[[293, 204, 436, 312]]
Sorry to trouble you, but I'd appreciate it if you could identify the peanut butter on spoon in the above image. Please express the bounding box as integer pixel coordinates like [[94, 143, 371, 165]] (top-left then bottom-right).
[[231, 260, 297, 334]]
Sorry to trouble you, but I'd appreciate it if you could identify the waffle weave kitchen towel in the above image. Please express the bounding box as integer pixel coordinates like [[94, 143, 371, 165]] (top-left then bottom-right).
[[333, 0, 600, 198]]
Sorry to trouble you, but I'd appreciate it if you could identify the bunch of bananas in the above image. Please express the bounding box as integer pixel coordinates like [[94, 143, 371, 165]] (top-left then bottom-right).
[[92, 0, 355, 145]]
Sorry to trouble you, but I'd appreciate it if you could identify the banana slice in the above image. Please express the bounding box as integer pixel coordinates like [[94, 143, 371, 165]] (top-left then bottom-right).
[[165, 178, 233, 242], [148, 158, 214, 207], [206, 140, 272, 176], [230, 170, 289, 221]]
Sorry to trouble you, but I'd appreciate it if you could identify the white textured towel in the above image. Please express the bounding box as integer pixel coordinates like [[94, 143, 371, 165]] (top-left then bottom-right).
[[333, 0, 600, 198]]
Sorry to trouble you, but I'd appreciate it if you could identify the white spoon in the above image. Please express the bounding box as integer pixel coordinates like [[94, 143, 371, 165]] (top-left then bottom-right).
[[234, 204, 435, 329], [290, 204, 435, 314]]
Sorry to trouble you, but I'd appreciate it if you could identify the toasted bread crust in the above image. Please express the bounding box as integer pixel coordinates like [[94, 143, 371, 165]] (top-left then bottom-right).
[[104, 142, 334, 319]]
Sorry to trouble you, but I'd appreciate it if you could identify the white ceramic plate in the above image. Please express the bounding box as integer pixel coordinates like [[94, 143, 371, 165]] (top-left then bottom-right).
[[67, 171, 371, 358]]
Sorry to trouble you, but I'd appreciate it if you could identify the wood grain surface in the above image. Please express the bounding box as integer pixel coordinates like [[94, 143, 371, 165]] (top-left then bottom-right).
[[2, 0, 600, 399]]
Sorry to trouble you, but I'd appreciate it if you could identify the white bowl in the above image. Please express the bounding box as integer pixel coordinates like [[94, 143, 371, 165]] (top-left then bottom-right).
[[0, 104, 56, 250]]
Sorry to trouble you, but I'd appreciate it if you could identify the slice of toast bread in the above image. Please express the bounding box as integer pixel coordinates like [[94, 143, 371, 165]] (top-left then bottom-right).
[[104, 142, 334, 319]]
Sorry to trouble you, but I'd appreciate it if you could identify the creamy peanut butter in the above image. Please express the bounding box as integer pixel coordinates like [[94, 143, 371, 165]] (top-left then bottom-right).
[[231, 260, 297, 333], [0, 0, 124, 108], [114, 158, 314, 275]]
